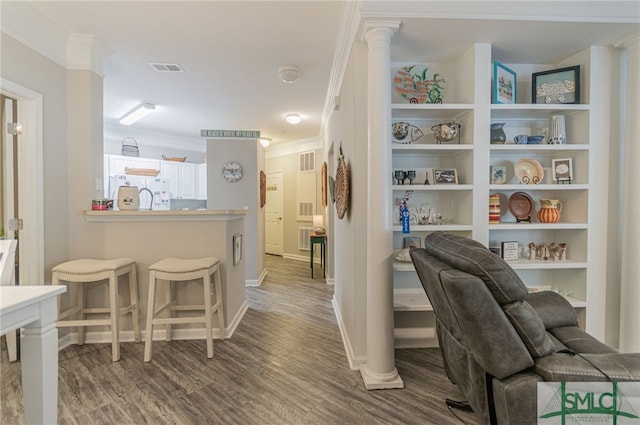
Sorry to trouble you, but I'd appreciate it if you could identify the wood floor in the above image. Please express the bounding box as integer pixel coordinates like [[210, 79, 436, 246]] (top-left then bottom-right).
[[1, 255, 479, 425]]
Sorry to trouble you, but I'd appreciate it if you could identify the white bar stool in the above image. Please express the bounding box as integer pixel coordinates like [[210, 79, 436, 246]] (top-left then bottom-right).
[[53, 258, 140, 361], [144, 257, 225, 362]]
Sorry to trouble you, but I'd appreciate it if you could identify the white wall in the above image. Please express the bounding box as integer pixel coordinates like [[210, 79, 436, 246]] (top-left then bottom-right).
[[325, 40, 369, 367], [206, 138, 265, 285]]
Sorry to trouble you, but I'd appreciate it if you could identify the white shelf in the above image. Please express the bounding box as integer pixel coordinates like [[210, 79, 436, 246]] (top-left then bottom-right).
[[392, 144, 473, 154], [393, 224, 473, 232], [490, 184, 588, 191], [393, 184, 473, 191], [393, 261, 415, 272], [394, 289, 432, 312], [490, 104, 590, 119], [506, 259, 587, 269], [490, 144, 589, 152], [489, 223, 588, 230]]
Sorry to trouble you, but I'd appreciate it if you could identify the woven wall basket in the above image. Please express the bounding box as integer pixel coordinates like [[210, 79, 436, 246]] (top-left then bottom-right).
[[335, 157, 350, 219]]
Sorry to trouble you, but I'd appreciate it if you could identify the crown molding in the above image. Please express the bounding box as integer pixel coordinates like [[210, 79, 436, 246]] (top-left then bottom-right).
[[1, 2, 112, 75]]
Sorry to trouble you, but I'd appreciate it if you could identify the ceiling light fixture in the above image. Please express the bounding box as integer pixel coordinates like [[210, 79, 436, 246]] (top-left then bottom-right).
[[286, 113, 301, 124], [119, 103, 156, 125], [278, 66, 300, 84], [259, 137, 271, 148]]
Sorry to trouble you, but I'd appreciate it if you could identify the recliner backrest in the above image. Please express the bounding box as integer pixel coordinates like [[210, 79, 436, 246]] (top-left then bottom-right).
[[419, 232, 555, 359]]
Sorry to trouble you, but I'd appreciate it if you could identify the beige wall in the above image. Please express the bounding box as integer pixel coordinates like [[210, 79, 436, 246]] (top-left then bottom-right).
[[265, 148, 323, 260], [1, 34, 247, 338], [1, 33, 71, 276]]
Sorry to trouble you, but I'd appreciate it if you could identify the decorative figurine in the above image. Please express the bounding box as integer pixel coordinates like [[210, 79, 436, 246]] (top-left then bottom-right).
[[540, 243, 549, 260], [549, 242, 558, 261], [559, 243, 568, 260], [528, 242, 537, 261]]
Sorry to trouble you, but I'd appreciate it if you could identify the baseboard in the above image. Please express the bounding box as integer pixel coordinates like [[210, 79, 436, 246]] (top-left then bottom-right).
[[332, 296, 365, 370], [326, 277, 335, 285], [283, 253, 321, 264], [246, 267, 268, 287], [55, 300, 249, 349], [394, 327, 439, 349]]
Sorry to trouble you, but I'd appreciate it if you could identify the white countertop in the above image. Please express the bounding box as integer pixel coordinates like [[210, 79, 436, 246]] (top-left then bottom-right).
[[84, 209, 248, 222]]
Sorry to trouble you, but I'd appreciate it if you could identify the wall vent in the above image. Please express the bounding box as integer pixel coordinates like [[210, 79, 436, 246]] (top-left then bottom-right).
[[149, 63, 184, 72], [298, 227, 313, 251], [299, 151, 315, 172], [298, 202, 313, 218]]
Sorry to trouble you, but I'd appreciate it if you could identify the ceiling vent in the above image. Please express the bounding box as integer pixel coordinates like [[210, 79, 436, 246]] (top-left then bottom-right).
[[149, 63, 184, 72]]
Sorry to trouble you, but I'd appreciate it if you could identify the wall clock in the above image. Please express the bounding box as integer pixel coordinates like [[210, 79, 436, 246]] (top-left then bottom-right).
[[222, 161, 243, 183]]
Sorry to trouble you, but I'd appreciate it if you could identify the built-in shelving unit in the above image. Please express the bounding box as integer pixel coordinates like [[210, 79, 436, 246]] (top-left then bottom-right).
[[390, 43, 607, 347]]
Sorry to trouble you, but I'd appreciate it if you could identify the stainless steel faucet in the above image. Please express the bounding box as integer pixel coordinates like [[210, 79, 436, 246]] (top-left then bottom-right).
[[139, 187, 154, 210]]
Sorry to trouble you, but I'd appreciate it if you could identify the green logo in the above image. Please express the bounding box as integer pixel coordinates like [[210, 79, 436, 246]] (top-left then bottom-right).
[[538, 382, 640, 424]]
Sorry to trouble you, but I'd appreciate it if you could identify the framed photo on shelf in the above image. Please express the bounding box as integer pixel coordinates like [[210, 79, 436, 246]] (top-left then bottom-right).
[[233, 233, 243, 266], [493, 61, 516, 104], [501, 241, 519, 261], [532, 65, 580, 104], [403, 237, 421, 249], [434, 168, 458, 184], [552, 158, 573, 183]]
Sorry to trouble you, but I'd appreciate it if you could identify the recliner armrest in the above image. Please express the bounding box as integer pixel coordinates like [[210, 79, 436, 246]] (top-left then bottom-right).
[[526, 291, 577, 330], [535, 352, 640, 381]]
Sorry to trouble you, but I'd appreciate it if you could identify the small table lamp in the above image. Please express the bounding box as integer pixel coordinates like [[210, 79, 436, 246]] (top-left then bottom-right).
[[313, 215, 325, 235]]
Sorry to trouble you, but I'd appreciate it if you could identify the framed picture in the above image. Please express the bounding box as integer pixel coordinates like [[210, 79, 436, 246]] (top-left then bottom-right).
[[532, 65, 580, 104], [552, 158, 573, 183], [434, 168, 458, 184], [493, 61, 516, 104], [501, 241, 519, 261], [233, 233, 243, 266], [403, 237, 421, 249], [490, 165, 507, 184]]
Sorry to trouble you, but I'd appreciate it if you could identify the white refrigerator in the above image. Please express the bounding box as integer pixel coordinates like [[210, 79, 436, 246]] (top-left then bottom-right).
[[109, 174, 171, 210]]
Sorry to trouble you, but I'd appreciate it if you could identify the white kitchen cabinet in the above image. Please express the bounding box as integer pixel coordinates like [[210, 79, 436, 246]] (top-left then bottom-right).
[[160, 161, 198, 199], [390, 43, 609, 345], [106, 155, 161, 177], [197, 163, 207, 200]]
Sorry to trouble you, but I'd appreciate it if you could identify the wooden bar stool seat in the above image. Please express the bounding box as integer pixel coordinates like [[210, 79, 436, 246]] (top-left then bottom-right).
[[54, 258, 140, 361], [144, 257, 225, 362]]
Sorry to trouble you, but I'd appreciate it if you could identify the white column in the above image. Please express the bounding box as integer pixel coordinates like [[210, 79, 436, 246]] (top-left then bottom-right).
[[618, 33, 640, 352], [360, 21, 404, 390]]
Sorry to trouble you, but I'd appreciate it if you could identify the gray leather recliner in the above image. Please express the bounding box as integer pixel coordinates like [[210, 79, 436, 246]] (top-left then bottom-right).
[[410, 231, 640, 425]]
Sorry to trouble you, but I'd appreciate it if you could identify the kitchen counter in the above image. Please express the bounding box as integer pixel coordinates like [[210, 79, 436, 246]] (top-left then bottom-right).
[[79, 208, 248, 339], [84, 209, 247, 222]]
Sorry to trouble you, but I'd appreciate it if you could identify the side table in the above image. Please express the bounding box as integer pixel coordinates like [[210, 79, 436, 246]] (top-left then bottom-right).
[[309, 232, 326, 278]]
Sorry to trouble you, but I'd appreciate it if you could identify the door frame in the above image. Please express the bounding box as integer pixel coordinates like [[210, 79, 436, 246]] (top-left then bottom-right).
[[1, 78, 45, 284], [265, 169, 284, 256]]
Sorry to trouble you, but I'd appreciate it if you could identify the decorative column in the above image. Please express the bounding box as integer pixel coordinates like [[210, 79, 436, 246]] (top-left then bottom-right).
[[618, 33, 640, 352], [360, 21, 404, 390]]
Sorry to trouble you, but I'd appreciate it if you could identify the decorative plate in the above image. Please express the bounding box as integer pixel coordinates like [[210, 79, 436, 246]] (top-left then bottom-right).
[[514, 158, 544, 184], [393, 65, 446, 104], [508, 192, 535, 222]]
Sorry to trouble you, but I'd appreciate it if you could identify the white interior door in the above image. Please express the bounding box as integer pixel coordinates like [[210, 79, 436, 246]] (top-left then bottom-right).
[[265, 170, 284, 256], [1, 96, 18, 247]]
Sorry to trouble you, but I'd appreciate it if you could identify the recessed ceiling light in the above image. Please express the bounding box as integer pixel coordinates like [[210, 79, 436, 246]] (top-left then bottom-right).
[[278, 66, 300, 83], [259, 137, 271, 147], [286, 113, 301, 124]]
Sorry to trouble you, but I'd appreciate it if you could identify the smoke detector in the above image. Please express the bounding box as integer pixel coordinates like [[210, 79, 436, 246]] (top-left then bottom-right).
[[278, 66, 301, 84]]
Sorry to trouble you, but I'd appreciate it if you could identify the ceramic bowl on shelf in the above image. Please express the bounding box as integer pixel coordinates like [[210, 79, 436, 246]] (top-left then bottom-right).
[[431, 122, 460, 144], [527, 135, 544, 144]]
